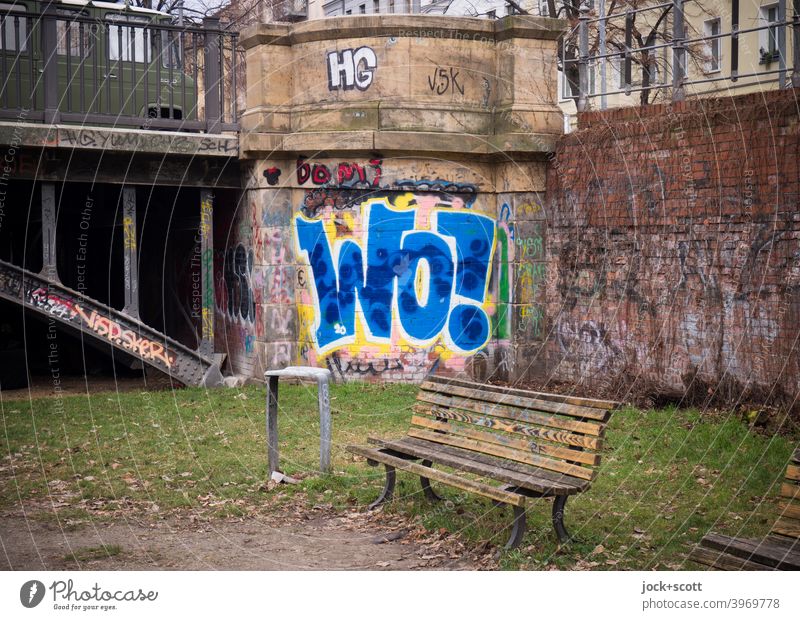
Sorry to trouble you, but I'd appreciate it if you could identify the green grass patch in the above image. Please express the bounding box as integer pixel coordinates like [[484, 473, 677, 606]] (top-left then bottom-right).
[[1, 383, 795, 570], [64, 544, 123, 563]]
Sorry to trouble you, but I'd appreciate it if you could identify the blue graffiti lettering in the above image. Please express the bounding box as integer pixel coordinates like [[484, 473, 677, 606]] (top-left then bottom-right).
[[294, 199, 495, 353]]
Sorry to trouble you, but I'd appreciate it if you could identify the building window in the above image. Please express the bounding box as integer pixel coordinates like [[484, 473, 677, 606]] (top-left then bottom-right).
[[359, 3, 366, 12], [388, 0, 395, 13], [559, 61, 596, 101], [760, 4, 781, 63], [611, 53, 626, 88], [538, 0, 550, 17], [703, 18, 721, 72], [56, 10, 96, 57], [0, 3, 28, 51], [346, 9, 352, 14], [373, 0, 379, 12]]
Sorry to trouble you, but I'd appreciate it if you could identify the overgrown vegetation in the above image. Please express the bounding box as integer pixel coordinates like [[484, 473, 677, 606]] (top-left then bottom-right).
[[1, 383, 795, 570]]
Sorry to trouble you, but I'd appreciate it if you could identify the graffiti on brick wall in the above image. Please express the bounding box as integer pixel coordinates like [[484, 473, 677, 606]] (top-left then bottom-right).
[[294, 194, 497, 360], [556, 319, 622, 376], [327, 47, 377, 91]]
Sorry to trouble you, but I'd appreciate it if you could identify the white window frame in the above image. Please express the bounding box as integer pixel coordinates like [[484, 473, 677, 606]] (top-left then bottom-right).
[[703, 18, 722, 73], [759, 4, 781, 62], [0, 3, 28, 52]]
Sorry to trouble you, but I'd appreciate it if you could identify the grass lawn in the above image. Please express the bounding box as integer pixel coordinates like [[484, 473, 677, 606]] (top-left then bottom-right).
[[1, 381, 796, 570]]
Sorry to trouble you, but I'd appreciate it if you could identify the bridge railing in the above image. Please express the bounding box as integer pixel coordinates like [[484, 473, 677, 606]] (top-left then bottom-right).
[[0, 6, 239, 132]]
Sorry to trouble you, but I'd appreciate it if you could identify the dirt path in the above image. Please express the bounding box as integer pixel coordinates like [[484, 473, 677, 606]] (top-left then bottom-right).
[[0, 505, 493, 570]]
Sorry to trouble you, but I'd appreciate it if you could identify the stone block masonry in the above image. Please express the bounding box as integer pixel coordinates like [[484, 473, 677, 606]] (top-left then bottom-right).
[[545, 88, 800, 411], [222, 15, 565, 383]]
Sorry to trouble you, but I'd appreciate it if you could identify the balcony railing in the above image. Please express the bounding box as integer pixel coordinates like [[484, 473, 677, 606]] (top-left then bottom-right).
[[562, 0, 800, 111], [0, 5, 239, 132]]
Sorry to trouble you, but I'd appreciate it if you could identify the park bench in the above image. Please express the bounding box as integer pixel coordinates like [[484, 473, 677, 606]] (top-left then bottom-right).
[[346, 376, 620, 549], [688, 448, 800, 570]]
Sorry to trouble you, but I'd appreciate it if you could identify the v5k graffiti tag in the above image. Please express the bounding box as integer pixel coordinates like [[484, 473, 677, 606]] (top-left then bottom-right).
[[427, 66, 464, 96]]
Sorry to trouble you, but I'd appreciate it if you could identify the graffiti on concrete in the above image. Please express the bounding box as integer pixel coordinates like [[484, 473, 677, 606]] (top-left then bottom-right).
[[427, 66, 464, 96], [295, 196, 496, 355], [494, 202, 514, 339], [297, 157, 383, 189], [300, 187, 376, 218], [221, 244, 256, 323], [327, 47, 377, 91], [263, 167, 282, 185], [394, 179, 477, 195]]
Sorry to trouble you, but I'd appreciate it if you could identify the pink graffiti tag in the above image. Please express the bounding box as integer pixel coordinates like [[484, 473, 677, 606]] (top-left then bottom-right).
[[74, 305, 176, 368]]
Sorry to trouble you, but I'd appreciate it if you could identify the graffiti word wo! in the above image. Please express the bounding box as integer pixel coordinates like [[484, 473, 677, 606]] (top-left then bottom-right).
[[327, 47, 377, 91], [295, 200, 495, 354]]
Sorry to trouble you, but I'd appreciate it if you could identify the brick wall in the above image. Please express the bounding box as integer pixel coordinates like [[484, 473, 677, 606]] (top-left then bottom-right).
[[544, 88, 800, 410]]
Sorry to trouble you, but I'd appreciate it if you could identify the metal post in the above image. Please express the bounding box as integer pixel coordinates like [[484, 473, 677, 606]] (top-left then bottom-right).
[[266, 375, 279, 475], [203, 17, 222, 133], [199, 190, 214, 356], [40, 183, 59, 282], [671, 0, 686, 101], [577, 7, 590, 113], [317, 374, 331, 473], [624, 9, 633, 95], [41, 2, 60, 124], [122, 187, 139, 318], [599, 0, 607, 110], [778, 0, 787, 88], [731, 0, 739, 81], [793, 0, 800, 87]]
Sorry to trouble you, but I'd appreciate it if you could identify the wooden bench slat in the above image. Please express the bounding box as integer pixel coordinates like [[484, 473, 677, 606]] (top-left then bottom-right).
[[408, 427, 595, 481], [420, 380, 611, 425], [367, 436, 582, 495], [397, 436, 590, 490], [410, 413, 600, 466], [417, 390, 604, 436], [425, 375, 620, 412], [772, 518, 800, 539], [777, 500, 800, 521], [780, 482, 800, 501], [700, 533, 800, 570], [413, 404, 603, 451], [347, 444, 527, 507], [786, 464, 800, 482], [688, 545, 775, 571]]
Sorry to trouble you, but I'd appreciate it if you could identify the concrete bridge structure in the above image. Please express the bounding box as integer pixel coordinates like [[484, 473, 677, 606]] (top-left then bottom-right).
[[0, 13, 564, 388], [232, 15, 563, 383]]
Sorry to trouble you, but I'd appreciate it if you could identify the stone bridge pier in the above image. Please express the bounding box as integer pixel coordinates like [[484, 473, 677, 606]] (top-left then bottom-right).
[[228, 15, 564, 383]]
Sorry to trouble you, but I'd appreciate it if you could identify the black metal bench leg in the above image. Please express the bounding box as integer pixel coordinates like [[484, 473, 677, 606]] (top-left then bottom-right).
[[368, 464, 396, 510], [552, 495, 571, 544], [420, 460, 442, 502], [505, 505, 527, 549]]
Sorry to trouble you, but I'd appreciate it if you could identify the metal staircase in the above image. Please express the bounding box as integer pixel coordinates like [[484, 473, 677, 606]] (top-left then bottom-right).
[[0, 259, 223, 387]]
